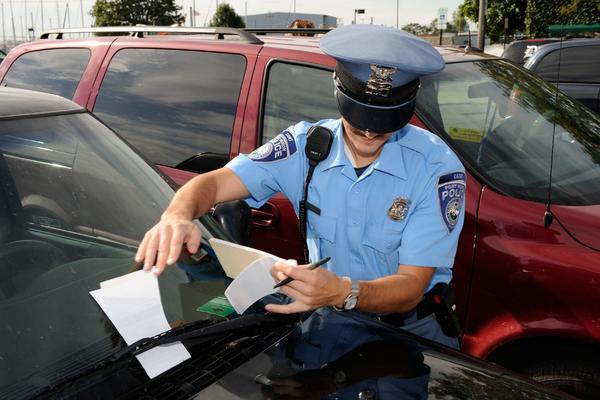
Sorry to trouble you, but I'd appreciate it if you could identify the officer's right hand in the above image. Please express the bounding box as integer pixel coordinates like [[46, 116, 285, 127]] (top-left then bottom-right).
[[135, 214, 202, 276]]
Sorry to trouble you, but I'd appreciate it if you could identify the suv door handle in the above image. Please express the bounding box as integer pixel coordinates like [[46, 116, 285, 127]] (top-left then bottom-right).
[[251, 203, 279, 228]]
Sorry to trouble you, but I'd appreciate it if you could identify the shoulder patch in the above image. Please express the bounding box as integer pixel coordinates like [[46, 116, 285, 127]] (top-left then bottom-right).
[[437, 172, 466, 233], [249, 131, 297, 163]]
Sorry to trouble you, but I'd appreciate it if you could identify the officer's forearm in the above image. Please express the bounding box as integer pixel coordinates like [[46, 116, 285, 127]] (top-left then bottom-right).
[[164, 168, 250, 220], [355, 267, 434, 313]]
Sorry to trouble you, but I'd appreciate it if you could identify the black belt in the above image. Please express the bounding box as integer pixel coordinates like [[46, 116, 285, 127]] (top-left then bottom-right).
[[377, 300, 435, 327]]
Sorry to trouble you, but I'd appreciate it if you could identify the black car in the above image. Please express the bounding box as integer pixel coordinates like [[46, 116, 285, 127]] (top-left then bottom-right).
[[0, 87, 572, 399], [523, 38, 600, 113], [501, 38, 562, 66]]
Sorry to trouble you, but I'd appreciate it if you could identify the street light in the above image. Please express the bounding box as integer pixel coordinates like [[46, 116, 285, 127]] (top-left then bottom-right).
[[353, 9, 365, 25]]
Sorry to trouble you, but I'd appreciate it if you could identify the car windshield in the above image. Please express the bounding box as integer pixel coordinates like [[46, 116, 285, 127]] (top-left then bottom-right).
[[0, 112, 239, 398], [417, 59, 600, 205]]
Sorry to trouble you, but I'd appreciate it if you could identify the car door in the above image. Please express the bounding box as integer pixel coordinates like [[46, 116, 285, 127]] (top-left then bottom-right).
[[87, 39, 258, 177], [242, 50, 338, 262]]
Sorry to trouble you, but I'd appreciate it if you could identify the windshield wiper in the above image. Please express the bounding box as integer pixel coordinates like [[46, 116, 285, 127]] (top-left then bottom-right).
[[111, 312, 299, 360], [36, 312, 299, 397]]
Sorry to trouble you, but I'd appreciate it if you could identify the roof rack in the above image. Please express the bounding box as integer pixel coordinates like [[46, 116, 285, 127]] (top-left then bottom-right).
[[39, 26, 263, 44], [243, 28, 331, 35]]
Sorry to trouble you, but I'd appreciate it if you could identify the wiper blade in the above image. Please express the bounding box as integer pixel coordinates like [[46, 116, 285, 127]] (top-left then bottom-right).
[[111, 312, 298, 361]]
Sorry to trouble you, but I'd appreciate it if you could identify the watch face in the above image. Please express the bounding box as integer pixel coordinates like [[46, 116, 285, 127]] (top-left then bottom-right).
[[344, 296, 358, 310]]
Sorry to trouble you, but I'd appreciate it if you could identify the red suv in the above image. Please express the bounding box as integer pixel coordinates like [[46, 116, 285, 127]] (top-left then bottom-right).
[[1, 26, 599, 398]]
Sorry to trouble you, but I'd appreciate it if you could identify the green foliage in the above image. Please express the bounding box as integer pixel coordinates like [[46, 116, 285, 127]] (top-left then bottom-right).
[[429, 18, 440, 34], [525, 0, 600, 37], [401, 22, 429, 35], [209, 3, 245, 28], [452, 9, 468, 32], [91, 0, 183, 27], [458, 0, 527, 40], [457, 0, 600, 40]]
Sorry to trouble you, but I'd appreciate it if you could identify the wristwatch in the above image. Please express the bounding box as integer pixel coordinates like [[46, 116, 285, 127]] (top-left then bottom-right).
[[342, 280, 360, 311]]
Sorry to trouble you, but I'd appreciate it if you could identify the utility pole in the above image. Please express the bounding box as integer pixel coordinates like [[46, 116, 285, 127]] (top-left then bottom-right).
[[24, 0, 27, 39], [396, 0, 399, 29], [80, 0, 83, 27], [1, 3, 5, 51], [41, 0, 44, 31], [192, 0, 196, 26], [62, 2, 68, 28], [292, 0, 296, 22], [56, 0, 60, 30], [477, 0, 486, 50], [9, 0, 15, 46], [245, 1, 247, 26]]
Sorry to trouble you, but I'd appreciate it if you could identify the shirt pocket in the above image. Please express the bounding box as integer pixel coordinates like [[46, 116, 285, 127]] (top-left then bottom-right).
[[363, 219, 408, 254], [308, 213, 336, 244]]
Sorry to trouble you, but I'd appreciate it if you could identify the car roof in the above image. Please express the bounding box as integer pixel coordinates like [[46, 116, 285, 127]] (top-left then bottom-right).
[[24, 32, 497, 66], [530, 37, 600, 54], [24, 26, 499, 64], [0, 87, 84, 119], [524, 38, 600, 68]]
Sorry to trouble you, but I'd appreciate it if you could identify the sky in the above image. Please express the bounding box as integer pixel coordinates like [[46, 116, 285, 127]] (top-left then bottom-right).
[[1, 0, 465, 43]]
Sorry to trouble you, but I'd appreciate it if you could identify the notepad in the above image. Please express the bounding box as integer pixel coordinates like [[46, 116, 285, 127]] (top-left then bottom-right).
[[208, 238, 282, 279], [208, 238, 296, 314]]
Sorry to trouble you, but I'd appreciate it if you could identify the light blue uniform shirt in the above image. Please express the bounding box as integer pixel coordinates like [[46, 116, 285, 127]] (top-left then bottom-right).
[[226, 119, 465, 291]]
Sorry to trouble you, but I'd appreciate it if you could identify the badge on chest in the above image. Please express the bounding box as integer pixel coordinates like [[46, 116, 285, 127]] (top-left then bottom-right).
[[387, 196, 410, 221]]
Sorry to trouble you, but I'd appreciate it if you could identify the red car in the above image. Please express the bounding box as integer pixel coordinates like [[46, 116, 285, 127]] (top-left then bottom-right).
[[1, 26, 599, 398]]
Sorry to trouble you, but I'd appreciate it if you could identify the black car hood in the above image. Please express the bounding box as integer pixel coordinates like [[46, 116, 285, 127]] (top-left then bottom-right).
[[37, 309, 568, 400], [194, 310, 566, 400]]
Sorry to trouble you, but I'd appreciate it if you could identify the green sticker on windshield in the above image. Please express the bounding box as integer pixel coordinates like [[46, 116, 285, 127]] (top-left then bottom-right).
[[196, 295, 235, 317]]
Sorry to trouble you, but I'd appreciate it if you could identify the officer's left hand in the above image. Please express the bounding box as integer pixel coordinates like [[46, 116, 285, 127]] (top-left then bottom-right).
[[266, 262, 351, 314]]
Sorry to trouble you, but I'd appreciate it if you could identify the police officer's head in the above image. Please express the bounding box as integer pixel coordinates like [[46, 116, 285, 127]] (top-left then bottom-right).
[[320, 25, 445, 134]]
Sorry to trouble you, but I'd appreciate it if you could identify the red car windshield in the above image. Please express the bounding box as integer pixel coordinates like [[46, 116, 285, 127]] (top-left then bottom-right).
[[417, 59, 600, 206]]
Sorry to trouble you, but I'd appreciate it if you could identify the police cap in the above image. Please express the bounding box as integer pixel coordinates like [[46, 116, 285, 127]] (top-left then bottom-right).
[[320, 24, 444, 133]]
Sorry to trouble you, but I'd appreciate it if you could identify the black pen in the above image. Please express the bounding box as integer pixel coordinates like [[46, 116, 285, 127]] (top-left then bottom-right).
[[273, 256, 331, 289]]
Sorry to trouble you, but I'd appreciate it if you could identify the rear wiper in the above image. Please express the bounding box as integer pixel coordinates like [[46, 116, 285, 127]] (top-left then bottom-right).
[[110, 312, 299, 361]]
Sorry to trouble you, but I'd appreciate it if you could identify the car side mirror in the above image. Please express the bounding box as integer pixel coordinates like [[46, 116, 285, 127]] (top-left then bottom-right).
[[212, 200, 251, 245], [176, 152, 229, 174]]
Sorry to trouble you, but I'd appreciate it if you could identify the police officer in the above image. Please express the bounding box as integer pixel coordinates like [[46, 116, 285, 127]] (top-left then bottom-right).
[[136, 24, 466, 348]]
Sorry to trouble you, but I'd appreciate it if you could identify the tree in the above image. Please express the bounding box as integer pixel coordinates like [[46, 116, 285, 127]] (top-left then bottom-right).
[[525, 0, 600, 37], [458, 0, 600, 40], [401, 22, 429, 35], [209, 3, 245, 28], [458, 0, 527, 41], [428, 18, 440, 34], [91, 0, 184, 27], [452, 9, 468, 32]]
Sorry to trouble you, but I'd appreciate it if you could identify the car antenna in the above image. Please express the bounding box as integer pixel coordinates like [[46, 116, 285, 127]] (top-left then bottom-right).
[[543, 24, 565, 229]]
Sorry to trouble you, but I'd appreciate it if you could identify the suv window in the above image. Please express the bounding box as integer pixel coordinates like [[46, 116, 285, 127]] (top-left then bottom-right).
[[262, 62, 337, 142], [417, 60, 600, 205], [535, 45, 600, 83], [1, 49, 90, 99], [93, 49, 246, 167]]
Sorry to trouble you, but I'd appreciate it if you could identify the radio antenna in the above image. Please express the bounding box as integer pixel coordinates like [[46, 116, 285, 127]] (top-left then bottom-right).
[[543, 24, 565, 229]]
